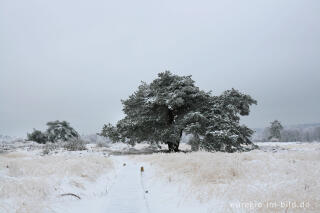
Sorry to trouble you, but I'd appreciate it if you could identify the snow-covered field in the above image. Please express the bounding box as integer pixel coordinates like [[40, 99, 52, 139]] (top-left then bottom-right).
[[0, 144, 115, 213], [0, 141, 319, 212], [134, 142, 320, 212]]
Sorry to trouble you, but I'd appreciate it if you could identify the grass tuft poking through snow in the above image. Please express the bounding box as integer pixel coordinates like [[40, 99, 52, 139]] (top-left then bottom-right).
[[135, 143, 320, 212], [0, 150, 114, 213]]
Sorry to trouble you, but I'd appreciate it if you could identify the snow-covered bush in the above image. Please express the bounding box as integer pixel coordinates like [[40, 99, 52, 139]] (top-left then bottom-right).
[[63, 138, 86, 151], [27, 129, 47, 144], [26, 120, 79, 144], [46, 120, 79, 142], [41, 142, 61, 155]]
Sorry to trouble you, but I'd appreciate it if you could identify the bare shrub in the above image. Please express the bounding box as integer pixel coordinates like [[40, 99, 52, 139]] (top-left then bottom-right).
[[41, 143, 61, 155], [41, 148, 50, 155], [63, 138, 87, 151], [96, 141, 110, 148], [188, 136, 200, 151]]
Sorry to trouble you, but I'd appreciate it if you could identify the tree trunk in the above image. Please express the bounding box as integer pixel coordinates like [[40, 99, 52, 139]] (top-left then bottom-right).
[[167, 141, 179, 152], [165, 108, 183, 152], [167, 129, 183, 152]]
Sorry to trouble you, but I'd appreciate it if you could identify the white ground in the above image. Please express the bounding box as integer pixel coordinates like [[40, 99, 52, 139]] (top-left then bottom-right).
[[0, 141, 319, 213], [52, 156, 204, 213], [52, 157, 150, 213]]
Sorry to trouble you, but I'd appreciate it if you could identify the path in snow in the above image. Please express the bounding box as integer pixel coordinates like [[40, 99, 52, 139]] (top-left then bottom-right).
[[104, 160, 150, 213], [53, 156, 206, 213], [53, 158, 150, 213]]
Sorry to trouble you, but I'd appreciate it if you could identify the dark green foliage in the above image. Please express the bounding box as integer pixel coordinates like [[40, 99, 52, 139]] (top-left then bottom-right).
[[100, 123, 121, 143], [102, 71, 257, 152], [184, 89, 257, 152], [46, 120, 79, 142], [268, 120, 283, 141], [27, 120, 79, 143], [27, 129, 47, 144]]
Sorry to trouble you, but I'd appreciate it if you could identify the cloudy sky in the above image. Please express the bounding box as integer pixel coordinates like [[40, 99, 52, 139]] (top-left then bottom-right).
[[1, 0, 319, 136]]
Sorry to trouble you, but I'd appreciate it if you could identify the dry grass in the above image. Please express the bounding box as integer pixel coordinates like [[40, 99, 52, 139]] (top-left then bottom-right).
[[135, 143, 320, 212], [0, 150, 113, 213]]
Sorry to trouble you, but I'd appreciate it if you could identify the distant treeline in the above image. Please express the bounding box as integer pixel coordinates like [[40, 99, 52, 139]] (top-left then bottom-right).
[[279, 127, 320, 142], [253, 124, 320, 142]]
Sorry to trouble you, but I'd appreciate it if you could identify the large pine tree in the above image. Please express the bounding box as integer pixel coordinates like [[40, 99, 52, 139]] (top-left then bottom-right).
[[101, 71, 257, 152]]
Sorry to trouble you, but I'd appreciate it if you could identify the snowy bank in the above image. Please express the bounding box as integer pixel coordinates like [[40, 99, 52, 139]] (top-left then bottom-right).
[[0, 150, 114, 213]]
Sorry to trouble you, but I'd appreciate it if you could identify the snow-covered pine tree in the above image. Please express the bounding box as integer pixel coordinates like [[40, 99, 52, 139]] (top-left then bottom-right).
[[46, 120, 79, 142], [183, 88, 257, 152], [268, 120, 283, 141], [101, 71, 257, 152]]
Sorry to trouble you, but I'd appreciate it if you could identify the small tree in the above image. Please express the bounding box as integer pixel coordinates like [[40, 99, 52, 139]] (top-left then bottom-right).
[[27, 120, 79, 143], [27, 129, 47, 144], [268, 120, 283, 141], [46, 120, 79, 142]]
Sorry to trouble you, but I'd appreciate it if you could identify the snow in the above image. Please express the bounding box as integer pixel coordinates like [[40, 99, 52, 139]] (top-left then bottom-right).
[[51, 156, 205, 213], [1, 141, 319, 212], [53, 156, 149, 213], [132, 143, 320, 212], [0, 148, 114, 213], [103, 159, 149, 213], [138, 161, 211, 213]]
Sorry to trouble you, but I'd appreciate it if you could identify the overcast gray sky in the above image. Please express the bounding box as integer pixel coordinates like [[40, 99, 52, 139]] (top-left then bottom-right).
[[1, 0, 320, 136]]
